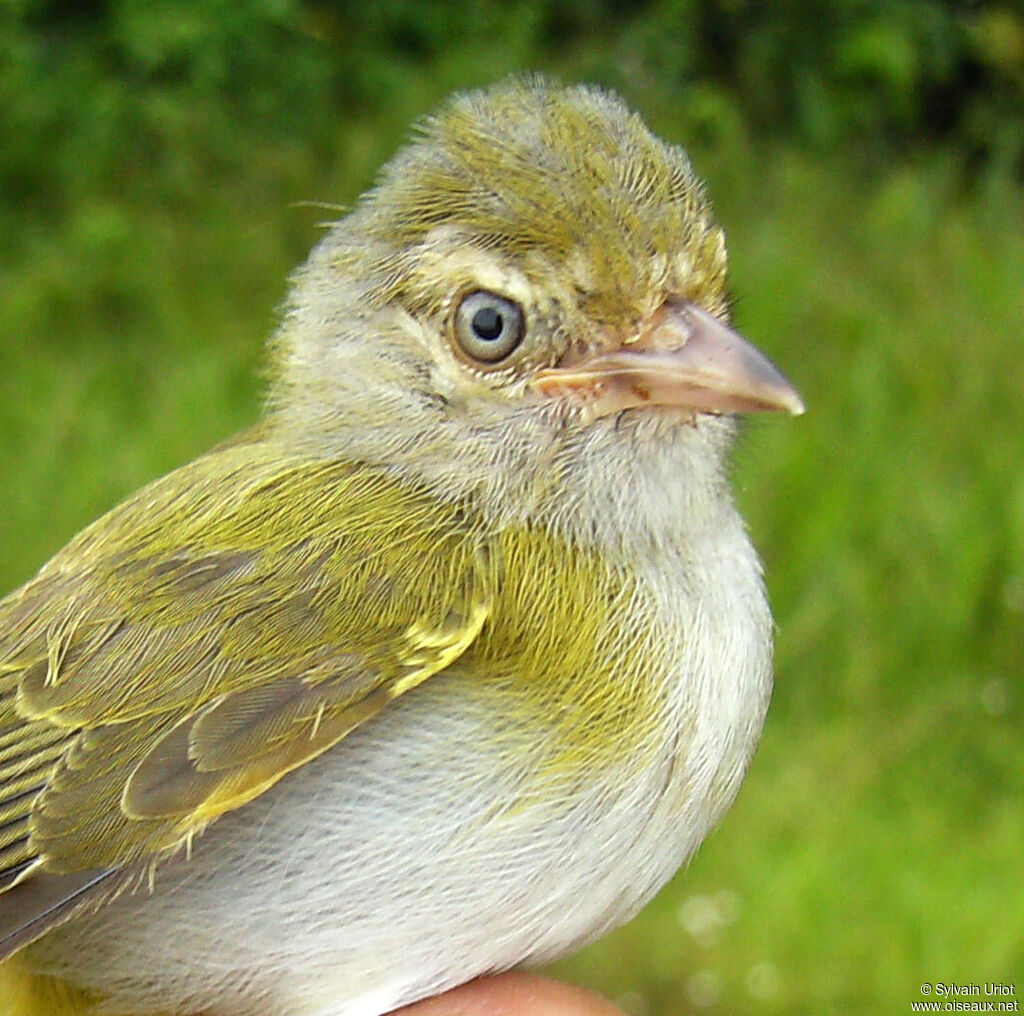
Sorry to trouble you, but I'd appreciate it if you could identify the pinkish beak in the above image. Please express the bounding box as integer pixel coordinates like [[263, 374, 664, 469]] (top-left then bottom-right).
[[531, 300, 804, 418]]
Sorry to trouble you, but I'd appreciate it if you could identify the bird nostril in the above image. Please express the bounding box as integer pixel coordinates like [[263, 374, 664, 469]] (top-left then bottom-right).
[[629, 301, 695, 353]]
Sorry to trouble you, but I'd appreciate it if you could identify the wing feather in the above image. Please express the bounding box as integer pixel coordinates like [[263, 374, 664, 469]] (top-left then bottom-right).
[[0, 436, 492, 953]]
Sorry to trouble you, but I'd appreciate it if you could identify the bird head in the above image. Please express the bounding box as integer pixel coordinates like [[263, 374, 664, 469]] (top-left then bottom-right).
[[268, 77, 802, 534]]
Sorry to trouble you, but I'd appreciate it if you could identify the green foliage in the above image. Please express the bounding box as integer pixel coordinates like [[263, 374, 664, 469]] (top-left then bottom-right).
[[571, 0, 1024, 168], [1, 1, 1021, 239]]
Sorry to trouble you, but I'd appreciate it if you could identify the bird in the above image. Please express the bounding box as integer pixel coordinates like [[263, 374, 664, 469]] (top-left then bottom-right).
[[0, 76, 803, 1016]]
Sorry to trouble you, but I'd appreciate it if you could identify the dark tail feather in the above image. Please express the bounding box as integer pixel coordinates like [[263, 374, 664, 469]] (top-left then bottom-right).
[[0, 868, 117, 959]]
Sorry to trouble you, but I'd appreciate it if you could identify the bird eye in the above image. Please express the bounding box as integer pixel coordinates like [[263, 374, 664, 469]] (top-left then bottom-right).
[[452, 290, 525, 364]]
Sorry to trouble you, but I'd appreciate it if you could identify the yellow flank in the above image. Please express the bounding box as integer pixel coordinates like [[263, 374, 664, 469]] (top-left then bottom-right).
[[467, 523, 664, 783]]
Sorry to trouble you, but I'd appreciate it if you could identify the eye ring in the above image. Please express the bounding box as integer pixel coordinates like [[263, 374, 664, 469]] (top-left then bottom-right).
[[452, 290, 525, 364]]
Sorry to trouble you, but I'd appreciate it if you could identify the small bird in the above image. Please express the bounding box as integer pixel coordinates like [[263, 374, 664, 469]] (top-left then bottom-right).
[[0, 77, 802, 1016]]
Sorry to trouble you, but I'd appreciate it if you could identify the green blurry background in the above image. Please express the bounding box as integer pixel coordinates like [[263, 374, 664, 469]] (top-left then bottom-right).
[[1, 2, 1021, 1013]]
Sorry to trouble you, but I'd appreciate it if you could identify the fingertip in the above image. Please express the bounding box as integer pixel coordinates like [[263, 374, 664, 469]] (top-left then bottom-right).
[[391, 972, 626, 1016]]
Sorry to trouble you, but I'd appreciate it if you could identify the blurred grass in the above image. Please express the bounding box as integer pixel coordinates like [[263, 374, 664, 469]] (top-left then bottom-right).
[[1, 77, 1022, 1016]]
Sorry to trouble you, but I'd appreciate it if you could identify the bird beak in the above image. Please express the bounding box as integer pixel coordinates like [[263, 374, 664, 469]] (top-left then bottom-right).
[[532, 300, 805, 418]]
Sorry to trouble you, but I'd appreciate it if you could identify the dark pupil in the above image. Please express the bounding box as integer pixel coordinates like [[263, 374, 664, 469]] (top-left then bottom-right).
[[471, 306, 504, 342]]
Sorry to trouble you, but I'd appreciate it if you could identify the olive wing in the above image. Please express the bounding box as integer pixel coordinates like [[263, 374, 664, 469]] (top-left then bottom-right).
[[0, 439, 491, 955]]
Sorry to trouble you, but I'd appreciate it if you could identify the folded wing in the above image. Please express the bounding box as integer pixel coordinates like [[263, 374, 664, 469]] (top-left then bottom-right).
[[0, 435, 491, 955]]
